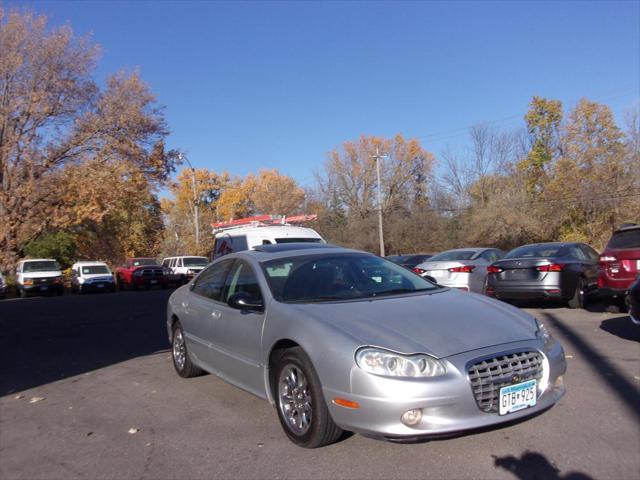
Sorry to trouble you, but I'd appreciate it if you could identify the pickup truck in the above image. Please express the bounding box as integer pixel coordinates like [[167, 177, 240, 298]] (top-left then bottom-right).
[[115, 258, 167, 290]]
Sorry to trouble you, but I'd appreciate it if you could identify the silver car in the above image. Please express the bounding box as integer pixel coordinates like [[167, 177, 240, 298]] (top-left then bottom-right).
[[167, 244, 566, 448], [414, 248, 504, 293]]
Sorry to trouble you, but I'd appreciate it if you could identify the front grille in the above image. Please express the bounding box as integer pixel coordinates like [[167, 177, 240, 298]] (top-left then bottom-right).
[[140, 269, 164, 278], [468, 351, 544, 413]]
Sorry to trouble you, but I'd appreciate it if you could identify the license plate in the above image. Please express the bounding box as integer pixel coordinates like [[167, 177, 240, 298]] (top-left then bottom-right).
[[428, 270, 443, 277], [97, 284, 104, 288], [150, 280, 157, 284], [40, 286, 48, 291], [499, 379, 536, 415]]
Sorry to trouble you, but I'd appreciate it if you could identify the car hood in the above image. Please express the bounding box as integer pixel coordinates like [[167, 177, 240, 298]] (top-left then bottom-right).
[[290, 289, 537, 358], [22, 271, 62, 279], [83, 273, 113, 281]]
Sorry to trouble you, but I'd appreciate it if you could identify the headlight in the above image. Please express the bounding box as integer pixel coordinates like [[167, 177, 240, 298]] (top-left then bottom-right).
[[78, 277, 86, 284], [23, 279, 34, 286], [355, 347, 446, 378], [535, 318, 555, 350]]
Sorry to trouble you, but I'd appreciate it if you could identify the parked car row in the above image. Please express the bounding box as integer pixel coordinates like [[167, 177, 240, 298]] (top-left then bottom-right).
[[392, 223, 640, 311]]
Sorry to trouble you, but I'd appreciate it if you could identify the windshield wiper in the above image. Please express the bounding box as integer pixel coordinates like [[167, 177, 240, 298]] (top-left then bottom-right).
[[368, 288, 433, 297], [288, 296, 345, 303]]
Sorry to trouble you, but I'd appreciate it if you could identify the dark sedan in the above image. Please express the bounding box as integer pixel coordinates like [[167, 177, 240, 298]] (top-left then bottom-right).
[[386, 254, 432, 270], [485, 242, 599, 309], [626, 277, 640, 326]]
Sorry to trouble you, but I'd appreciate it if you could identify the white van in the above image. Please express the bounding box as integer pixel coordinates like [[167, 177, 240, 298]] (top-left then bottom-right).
[[16, 258, 64, 297], [70, 261, 115, 293], [212, 225, 324, 259]]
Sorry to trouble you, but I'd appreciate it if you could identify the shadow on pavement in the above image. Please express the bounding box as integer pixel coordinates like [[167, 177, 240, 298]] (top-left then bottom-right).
[[0, 290, 172, 396], [493, 451, 593, 480], [540, 311, 640, 423], [600, 316, 640, 342]]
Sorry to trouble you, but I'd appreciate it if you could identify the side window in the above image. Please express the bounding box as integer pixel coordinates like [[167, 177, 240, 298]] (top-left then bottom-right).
[[480, 250, 498, 263], [192, 260, 233, 301], [580, 245, 599, 262], [178, 258, 183, 267], [162, 259, 170, 268], [262, 240, 272, 245], [224, 261, 263, 302], [569, 246, 587, 260]]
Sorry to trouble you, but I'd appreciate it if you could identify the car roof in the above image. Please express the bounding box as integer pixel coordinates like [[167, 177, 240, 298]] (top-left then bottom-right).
[[73, 261, 109, 266], [615, 223, 639, 233], [436, 247, 492, 253], [19, 258, 57, 263], [215, 225, 322, 237]]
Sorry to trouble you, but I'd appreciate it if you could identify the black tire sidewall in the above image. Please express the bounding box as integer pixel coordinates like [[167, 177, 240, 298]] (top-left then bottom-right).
[[274, 349, 337, 448]]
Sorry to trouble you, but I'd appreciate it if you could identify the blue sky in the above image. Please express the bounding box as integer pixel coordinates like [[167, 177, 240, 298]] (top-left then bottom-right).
[[10, 0, 640, 189]]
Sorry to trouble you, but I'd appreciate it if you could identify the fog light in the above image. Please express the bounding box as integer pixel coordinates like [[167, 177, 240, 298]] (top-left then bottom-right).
[[401, 409, 422, 427]]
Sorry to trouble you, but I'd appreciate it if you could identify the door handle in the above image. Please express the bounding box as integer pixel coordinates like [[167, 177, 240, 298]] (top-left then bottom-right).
[[211, 310, 221, 319]]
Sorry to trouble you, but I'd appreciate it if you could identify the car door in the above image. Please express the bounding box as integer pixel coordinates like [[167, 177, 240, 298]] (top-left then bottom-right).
[[209, 259, 267, 397], [181, 259, 234, 369]]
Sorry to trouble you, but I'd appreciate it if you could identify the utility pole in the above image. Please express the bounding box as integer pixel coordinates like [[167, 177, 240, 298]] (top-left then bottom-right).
[[178, 153, 200, 250], [371, 146, 387, 257]]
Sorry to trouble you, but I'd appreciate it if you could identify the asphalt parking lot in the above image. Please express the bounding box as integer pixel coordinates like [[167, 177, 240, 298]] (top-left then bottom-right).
[[0, 290, 638, 480]]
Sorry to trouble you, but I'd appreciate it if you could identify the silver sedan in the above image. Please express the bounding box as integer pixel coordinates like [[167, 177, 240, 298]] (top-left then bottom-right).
[[167, 244, 566, 448], [414, 247, 504, 293]]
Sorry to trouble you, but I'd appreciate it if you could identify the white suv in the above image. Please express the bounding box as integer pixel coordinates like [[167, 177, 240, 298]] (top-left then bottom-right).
[[162, 256, 209, 283], [71, 261, 115, 293], [16, 259, 64, 297]]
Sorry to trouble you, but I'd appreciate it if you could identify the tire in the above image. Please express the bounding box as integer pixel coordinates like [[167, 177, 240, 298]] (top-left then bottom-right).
[[19, 288, 27, 298], [273, 347, 343, 448], [171, 321, 203, 378], [568, 277, 587, 309]]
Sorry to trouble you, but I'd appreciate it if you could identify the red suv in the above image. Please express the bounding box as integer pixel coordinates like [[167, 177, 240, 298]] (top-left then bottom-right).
[[598, 224, 640, 301]]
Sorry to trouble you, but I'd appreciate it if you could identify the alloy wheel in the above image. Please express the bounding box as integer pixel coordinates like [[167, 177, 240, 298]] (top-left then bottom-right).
[[278, 365, 313, 435]]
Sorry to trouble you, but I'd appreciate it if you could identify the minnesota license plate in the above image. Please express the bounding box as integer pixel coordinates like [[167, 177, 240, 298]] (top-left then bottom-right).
[[499, 379, 536, 415]]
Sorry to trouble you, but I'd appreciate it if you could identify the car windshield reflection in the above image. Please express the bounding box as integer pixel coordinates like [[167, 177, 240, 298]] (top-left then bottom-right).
[[262, 253, 438, 303]]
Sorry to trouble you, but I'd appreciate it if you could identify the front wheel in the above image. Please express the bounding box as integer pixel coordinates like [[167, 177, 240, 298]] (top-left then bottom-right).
[[171, 321, 203, 378], [568, 277, 586, 309], [274, 347, 343, 448]]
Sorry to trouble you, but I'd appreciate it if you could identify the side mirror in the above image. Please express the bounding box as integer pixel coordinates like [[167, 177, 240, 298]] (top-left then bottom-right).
[[228, 292, 264, 312]]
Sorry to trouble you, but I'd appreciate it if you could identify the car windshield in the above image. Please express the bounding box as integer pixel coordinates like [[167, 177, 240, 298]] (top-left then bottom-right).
[[428, 250, 477, 261], [262, 253, 438, 303], [132, 259, 158, 266], [81, 265, 110, 275], [275, 238, 323, 244], [23, 261, 60, 272], [183, 257, 208, 266], [607, 229, 640, 249], [406, 255, 432, 264], [386, 255, 409, 264], [505, 244, 563, 259]]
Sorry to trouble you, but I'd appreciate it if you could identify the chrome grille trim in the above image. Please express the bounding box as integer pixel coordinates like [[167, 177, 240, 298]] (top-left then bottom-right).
[[468, 350, 544, 413]]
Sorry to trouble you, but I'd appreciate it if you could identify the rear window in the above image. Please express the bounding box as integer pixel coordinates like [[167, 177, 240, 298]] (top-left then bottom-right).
[[132, 259, 157, 267], [505, 245, 563, 259], [607, 229, 640, 249], [275, 238, 322, 244], [429, 250, 476, 261], [183, 257, 208, 267]]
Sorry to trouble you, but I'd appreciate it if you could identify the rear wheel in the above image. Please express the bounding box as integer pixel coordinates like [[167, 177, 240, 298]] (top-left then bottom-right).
[[274, 347, 343, 448], [171, 321, 203, 378], [568, 277, 586, 309]]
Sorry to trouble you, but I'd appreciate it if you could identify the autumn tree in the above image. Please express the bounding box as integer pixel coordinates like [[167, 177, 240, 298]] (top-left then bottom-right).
[[0, 9, 176, 270], [519, 96, 563, 194], [314, 134, 434, 252]]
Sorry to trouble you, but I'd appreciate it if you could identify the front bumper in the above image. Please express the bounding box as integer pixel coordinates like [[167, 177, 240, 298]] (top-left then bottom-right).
[[324, 340, 566, 438], [22, 283, 64, 294], [81, 281, 115, 292], [132, 277, 166, 287]]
